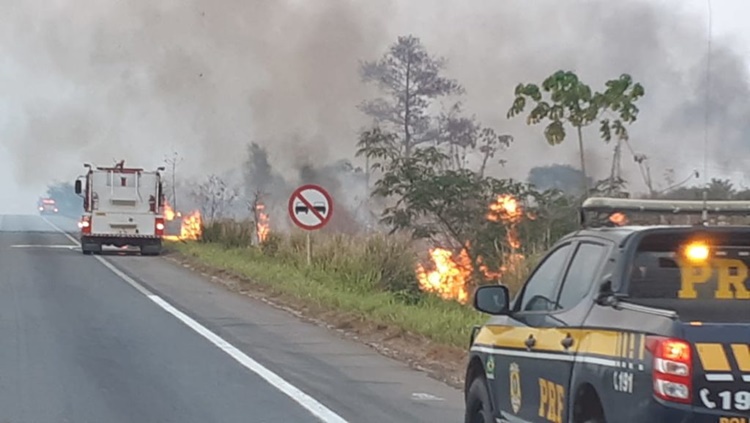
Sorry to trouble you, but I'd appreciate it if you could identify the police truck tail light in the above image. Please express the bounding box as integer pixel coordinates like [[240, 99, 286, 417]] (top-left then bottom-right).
[[646, 336, 693, 404], [155, 218, 165, 236]]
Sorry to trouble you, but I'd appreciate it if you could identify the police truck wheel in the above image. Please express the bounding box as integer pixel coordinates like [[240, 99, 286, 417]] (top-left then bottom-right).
[[464, 378, 493, 423]]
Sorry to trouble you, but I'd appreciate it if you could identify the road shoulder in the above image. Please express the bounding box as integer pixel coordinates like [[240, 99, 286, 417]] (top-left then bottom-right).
[[107, 250, 465, 423]]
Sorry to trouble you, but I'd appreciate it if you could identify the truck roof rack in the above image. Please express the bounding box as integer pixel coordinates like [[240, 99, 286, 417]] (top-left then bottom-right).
[[580, 197, 750, 228]]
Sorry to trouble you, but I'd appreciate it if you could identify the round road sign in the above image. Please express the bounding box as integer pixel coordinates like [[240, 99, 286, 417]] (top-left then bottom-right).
[[288, 184, 334, 230]]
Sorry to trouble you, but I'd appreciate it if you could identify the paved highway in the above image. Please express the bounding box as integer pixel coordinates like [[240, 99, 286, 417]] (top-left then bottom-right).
[[0, 214, 463, 423]]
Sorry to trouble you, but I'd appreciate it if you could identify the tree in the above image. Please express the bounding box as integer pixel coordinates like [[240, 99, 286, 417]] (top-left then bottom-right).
[[191, 175, 237, 221], [507, 71, 645, 192], [356, 127, 530, 282], [359, 35, 463, 157], [164, 150, 183, 210], [520, 189, 579, 252], [242, 142, 273, 195]]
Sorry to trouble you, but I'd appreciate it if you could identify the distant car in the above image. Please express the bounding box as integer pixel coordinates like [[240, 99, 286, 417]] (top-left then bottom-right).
[[38, 198, 58, 215]]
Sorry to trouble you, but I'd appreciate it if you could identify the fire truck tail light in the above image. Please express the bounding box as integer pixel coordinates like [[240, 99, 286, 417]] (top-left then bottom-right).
[[646, 336, 693, 404], [155, 218, 165, 236], [79, 216, 92, 234]]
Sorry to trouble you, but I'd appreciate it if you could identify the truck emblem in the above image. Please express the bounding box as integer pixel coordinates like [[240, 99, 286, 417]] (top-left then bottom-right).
[[510, 362, 522, 414], [485, 355, 495, 380]]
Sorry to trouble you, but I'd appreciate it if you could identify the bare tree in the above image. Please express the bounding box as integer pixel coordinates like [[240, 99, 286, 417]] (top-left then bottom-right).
[[359, 35, 463, 157], [192, 174, 237, 221], [164, 150, 183, 209]]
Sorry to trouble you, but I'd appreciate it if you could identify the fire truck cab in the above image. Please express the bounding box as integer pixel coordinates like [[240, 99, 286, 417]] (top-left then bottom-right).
[[74, 160, 166, 256]]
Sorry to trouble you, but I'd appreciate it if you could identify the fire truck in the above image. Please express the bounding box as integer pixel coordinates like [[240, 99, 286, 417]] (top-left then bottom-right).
[[74, 160, 166, 256], [37, 198, 58, 215]]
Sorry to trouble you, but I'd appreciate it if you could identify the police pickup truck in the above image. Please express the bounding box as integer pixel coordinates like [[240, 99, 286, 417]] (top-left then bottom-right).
[[465, 197, 750, 423]]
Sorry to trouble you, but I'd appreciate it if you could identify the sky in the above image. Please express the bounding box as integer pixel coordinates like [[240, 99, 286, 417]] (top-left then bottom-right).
[[1, 0, 750, 214]]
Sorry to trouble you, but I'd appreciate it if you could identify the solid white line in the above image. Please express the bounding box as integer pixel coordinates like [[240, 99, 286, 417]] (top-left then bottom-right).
[[705, 374, 734, 382], [472, 346, 575, 362], [40, 216, 349, 423], [11, 244, 79, 249], [743, 375, 750, 382], [150, 295, 348, 423]]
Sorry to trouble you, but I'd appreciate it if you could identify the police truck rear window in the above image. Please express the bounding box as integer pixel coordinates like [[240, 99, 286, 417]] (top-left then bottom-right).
[[627, 232, 750, 323]]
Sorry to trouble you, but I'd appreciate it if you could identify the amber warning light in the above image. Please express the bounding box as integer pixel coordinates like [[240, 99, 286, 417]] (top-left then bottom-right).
[[683, 242, 710, 262]]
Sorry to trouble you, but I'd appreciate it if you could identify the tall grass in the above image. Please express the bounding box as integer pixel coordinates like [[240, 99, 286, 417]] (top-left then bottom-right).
[[176, 220, 539, 347]]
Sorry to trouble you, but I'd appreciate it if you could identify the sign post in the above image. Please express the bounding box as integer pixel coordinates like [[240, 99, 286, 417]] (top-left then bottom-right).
[[288, 184, 334, 266]]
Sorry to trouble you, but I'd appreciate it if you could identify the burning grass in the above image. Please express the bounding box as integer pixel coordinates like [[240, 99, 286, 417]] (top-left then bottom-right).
[[162, 201, 202, 241], [168, 223, 540, 348]]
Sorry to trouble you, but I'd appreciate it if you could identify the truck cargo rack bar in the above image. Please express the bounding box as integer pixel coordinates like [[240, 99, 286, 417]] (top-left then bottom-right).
[[579, 197, 750, 228]]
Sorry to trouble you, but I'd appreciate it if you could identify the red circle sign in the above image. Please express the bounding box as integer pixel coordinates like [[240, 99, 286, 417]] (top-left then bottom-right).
[[288, 184, 334, 230]]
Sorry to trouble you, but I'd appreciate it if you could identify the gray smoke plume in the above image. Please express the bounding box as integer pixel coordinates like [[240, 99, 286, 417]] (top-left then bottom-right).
[[1, 0, 748, 214]]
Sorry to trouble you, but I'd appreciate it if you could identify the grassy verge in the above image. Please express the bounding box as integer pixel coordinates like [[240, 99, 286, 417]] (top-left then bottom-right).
[[169, 220, 540, 352], [170, 240, 486, 348]]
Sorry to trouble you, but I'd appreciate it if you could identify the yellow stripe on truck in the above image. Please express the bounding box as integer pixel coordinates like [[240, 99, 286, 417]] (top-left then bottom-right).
[[730, 344, 750, 372], [474, 326, 623, 358], [695, 343, 732, 372]]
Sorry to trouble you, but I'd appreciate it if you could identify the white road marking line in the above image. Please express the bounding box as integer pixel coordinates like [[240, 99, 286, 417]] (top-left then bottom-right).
[[743, 375, 750, 382], [705, 373, 734, 382], [11, 244, 79, 249], [40, 216, 350, 423], [411, 393, 444, 401]]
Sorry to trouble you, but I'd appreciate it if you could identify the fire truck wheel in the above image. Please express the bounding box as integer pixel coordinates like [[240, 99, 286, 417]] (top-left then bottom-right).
[[80, 237, 101, 255], [140, 242, 162, 256]]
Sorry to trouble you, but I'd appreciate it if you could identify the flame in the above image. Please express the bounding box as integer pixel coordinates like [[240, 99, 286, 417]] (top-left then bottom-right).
[[162, 199, 201, 241], [164, 202, 176, 221], [416, 248, 472, 304], [487, 194, 525, 249], [256, 203, 270, 243], [179, 211, 202, 240], [414, 194, 530, 304]]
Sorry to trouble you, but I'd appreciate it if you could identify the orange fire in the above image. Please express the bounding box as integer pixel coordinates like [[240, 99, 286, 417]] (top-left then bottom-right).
[[416, 248, 472, 304], [164, 202, 177, 221], [256, 203, 270, 244], [162, 200, 202, 241], [415, 194, 529, 304], [179, 211, 202, 240], [487, 194, 524, 249]]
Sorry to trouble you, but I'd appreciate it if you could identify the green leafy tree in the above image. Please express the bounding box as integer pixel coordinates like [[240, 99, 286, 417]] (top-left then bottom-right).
[[359, 35, 464, 157], [356, 127, 530, 283], [519, 189, 580, 252], [507, 71, 645, 191]]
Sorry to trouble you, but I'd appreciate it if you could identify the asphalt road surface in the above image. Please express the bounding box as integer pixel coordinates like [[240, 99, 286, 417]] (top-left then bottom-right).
[[0, 214, 464, 423]]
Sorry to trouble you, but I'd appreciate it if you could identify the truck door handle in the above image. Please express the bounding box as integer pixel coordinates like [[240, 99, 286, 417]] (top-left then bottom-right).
[[524, 334, 536, 350], [561, 333, 574, 350]]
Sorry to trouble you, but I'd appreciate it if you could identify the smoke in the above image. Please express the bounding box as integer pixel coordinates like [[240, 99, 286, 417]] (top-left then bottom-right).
[[1, 0, 749, 216]]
